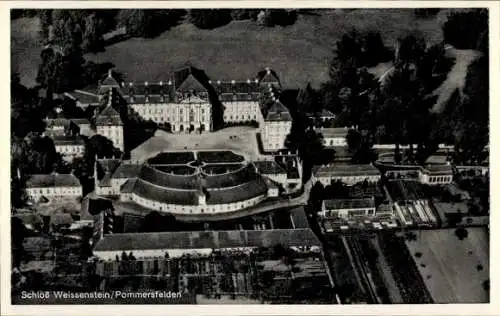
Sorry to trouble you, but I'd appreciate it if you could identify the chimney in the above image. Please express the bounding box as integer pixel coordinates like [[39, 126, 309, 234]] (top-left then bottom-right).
[[145, 81, 148, 86], [247, 79, 251, 84], [168, 80, 172, 85], [265, 67, 271, 75], [107, 68, 113, 78], [254, 79, 259, 84], [231, 80, 236, 85], [208, 80, 212, 84], [217, 80, 221, 85], [17, 167, 21, 180], [160, 81, 163, 86], [129, 82, 133, 87], [120, 82, 125, 88]]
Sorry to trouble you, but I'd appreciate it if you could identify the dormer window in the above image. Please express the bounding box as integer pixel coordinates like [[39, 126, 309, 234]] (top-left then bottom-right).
[[145, 96, 149, 103]]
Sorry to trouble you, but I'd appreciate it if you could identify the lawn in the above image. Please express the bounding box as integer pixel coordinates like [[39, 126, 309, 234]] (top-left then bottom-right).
[[11, 9, 453, 89], [11, 17, 42, 87], [405, 227, 489, 303]]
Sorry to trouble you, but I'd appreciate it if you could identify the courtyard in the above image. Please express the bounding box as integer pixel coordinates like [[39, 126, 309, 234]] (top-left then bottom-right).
[[131, 126, 262, 162]]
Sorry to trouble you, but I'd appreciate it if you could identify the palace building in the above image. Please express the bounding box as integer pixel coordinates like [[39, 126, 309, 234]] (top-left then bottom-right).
[[66, 66, 290, 154], [91, 66, 283, 134], [94, 150, 291, 216]]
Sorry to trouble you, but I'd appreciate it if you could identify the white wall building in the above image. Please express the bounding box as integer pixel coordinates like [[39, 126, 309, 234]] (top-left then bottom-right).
[[312, 163, 381, 186], [418, 164, 453, 185], [317, 127, 351, 148], [261, 100, 292, 152], [25, 174, 82, 201], [53, 136, 85, 161], [319, 197, 376, 219]]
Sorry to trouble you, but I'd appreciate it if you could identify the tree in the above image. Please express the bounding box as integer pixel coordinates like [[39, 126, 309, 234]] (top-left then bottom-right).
[[188, 9, 232, 30], [296, 82, 318, 114], [11, 217, 26, 268], [442, 9, 488, 50], [39, 9, 53, 41], [116, 10, 185, 38], [362, 31, 393, 67], [414, 9, 440, 18], [258, 10, 298, 27], [333, 30, 364, 70], [396, 33, 427, 67], [455, 227, 468, 240], [346, 129, 363, 154], [86, 134, 121, 159], [230, 9, 259, 21], [82, 13, 105, 53], [308, 181, 325, 210], [36, 45, 86, 93]]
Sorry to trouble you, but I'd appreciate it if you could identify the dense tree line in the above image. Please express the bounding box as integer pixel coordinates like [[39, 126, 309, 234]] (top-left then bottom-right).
[[439, 56, 489, 164], [291, 13, 486, 169], [188, 9, 232, 29], [442, 9, 488, 51], [413, 9, 440, 19]]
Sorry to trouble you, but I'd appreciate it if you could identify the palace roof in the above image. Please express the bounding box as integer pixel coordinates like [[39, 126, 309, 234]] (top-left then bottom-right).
[[265, 100, 292, 122], [256, 67, 281, 87]]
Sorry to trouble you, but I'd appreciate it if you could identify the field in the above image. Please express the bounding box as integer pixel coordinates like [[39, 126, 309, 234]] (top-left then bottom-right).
[[405, 228, 489, 303], [12, 9, 453, 89]]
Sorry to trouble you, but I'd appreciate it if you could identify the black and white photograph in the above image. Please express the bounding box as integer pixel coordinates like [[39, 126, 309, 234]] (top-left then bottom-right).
[[3, 1, 497, 313]]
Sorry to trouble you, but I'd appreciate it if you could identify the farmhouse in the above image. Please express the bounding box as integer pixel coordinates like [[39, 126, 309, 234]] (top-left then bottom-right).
[[52, 135, 85, 161], [316, 127, 350, 148], [93, 228, 321, 260]]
